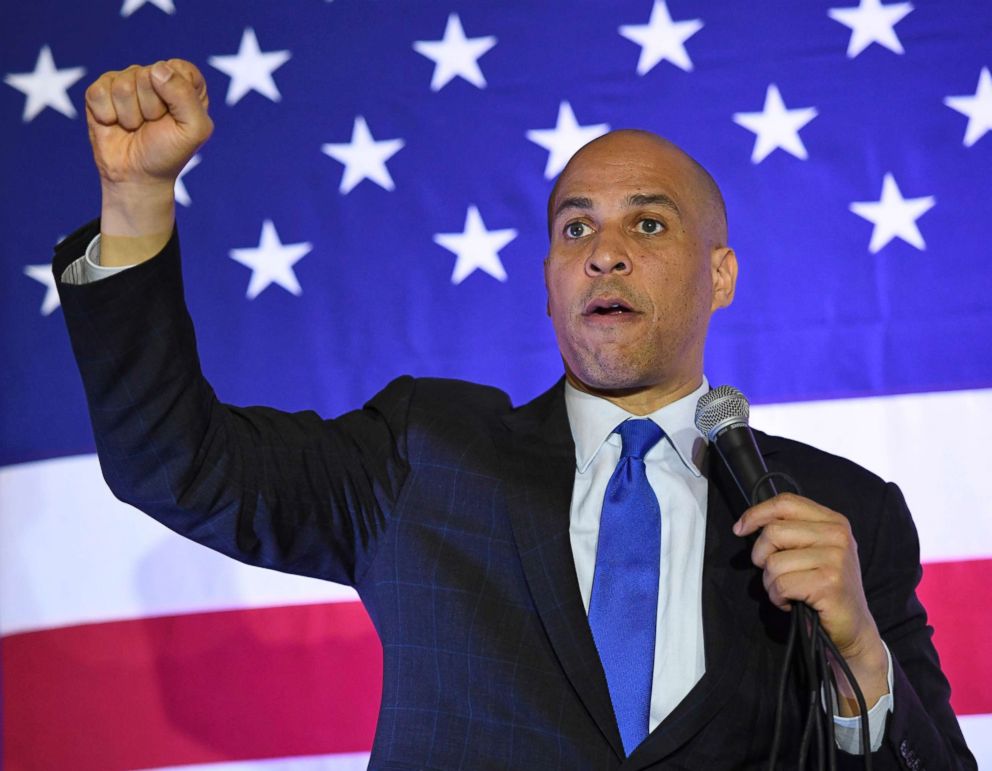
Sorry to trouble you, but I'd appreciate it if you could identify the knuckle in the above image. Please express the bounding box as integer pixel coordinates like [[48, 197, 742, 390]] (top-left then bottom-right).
[[765, 551, 783, 574], [172, 58, 199, 80], [84, 82, 104, 104], [769, 575, 788, 602], [763, 521, 784, 541], [775, 492, 798, 510], [88, 72, 116, 98], [819, 566, 842, 592], [762, 569, 774, 592], [832, 526, 854, 549], [111, 76, 135, 99]]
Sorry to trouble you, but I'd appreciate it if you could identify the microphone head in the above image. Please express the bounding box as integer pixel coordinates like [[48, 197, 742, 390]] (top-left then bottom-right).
[[694, 385, 750, 441]]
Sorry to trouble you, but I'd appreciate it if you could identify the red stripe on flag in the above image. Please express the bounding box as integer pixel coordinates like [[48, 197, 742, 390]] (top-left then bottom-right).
[[2, 601, 381, 771], [3, 561, 988, 770], [917, 558, 992, 716]]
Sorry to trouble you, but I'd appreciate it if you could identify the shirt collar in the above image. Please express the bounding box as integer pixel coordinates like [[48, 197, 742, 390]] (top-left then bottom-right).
[[564, 377, 709, 477]]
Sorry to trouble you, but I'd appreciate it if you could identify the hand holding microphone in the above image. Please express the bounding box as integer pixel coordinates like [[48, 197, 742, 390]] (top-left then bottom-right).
[[695, 387, 888, 717]]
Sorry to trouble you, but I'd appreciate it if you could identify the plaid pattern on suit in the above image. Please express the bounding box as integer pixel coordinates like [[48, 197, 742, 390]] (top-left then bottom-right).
[[55, 221, 975, 769]]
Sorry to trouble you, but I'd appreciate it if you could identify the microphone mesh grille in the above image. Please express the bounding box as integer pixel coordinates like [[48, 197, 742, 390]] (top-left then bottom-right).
[[694, 385, 750, 439]]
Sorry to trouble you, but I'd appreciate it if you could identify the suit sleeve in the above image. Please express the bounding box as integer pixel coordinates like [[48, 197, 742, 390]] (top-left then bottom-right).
[[859, 480, 977, 769], [54, 220, 411, 588]]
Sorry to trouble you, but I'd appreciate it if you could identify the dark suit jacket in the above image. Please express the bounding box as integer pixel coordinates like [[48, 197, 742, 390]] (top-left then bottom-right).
[[55, 222, 975, 770]]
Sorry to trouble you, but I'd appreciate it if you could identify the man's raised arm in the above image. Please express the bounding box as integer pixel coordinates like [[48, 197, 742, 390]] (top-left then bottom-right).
[[53, 60, 411, 589]]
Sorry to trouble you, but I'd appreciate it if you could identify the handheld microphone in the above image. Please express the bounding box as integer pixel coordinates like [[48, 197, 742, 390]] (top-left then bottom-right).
[[694, 385, 794, 506]]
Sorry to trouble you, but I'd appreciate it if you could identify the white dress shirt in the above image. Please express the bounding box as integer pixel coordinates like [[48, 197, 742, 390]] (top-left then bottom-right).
[[565, 378, 710, 731], [67, 233, 893, 752]]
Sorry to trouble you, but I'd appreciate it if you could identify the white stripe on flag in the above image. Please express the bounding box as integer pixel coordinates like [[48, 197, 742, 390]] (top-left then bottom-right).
[[751, 388, 992, 564], [0, 453, 357, 637], [958, 714, 992, 767], [138, 752, 371, 771], [3, 388, 990, 637]]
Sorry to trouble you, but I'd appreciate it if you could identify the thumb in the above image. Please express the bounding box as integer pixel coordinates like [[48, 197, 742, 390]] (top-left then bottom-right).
[[150, 61, 209, 131]]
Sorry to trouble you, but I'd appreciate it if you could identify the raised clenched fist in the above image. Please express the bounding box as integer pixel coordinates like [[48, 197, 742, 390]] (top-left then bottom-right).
[[86, 60, 214, 266], [85, 59, 213, 188]]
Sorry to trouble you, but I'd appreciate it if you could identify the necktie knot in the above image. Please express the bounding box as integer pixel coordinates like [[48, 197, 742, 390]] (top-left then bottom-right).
[[616, 418, 665, 461]]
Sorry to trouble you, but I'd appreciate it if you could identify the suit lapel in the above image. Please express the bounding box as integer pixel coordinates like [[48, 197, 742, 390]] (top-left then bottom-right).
[[498, 380, 625, 760]]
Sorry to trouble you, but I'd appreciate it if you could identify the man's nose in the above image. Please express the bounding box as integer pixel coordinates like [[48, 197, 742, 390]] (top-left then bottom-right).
[[585, 233, 632, 276]]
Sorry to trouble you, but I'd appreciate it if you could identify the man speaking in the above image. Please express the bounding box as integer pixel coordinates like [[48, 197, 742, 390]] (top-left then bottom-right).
[[54, 59, 974, 769]]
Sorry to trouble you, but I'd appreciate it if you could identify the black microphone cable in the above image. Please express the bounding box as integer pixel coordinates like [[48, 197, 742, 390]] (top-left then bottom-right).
[[695, 386, 873, 771]]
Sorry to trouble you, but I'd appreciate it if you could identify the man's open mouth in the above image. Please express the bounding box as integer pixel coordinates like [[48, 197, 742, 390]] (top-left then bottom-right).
[[583, 298, 636, 316]]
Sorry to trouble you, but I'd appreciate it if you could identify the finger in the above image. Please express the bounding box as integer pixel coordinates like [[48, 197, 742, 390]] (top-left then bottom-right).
[[135, 64, 168, 122], [85, 70, 120, 126], [764, 567, 818, 611], [110, 65, 144, 131], [750, 520, 850, 567], [764, 563, 852, 615], [734, 492, 840, 536], [167, 58, 209, 108], [150, 61, 213, 138], [762, 546, 844, 595]]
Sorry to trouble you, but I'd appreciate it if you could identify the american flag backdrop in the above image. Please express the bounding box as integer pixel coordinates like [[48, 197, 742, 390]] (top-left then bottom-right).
[[2, 0, 991, 768]]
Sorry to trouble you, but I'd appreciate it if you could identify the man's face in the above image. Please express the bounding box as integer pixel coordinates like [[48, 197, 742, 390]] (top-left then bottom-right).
[[544, 132, 736, 409]]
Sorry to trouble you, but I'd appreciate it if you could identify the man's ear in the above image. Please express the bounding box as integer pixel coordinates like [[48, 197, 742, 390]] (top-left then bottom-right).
[[543, 255, 552, 316], [710, 246, 737, 311]]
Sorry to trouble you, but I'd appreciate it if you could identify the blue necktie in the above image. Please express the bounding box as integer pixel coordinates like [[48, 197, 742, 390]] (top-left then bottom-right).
[[588, 418, 664, 757]]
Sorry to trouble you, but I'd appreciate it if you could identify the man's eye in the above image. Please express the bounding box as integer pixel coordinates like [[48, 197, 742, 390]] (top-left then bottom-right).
[[637, 218, 664, 234], [565, 222, 591, 239]]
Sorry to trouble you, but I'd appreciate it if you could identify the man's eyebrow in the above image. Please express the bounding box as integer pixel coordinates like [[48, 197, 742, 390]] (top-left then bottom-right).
[[552, 196, 594, 220], [552, 193, 682, 221], [627, 193, 681, 218]]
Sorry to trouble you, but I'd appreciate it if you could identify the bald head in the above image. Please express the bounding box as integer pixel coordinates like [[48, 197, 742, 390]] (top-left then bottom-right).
[[546, 130, 727, 248]]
